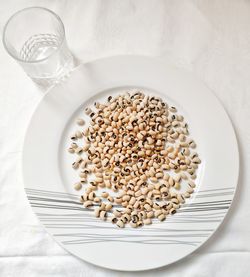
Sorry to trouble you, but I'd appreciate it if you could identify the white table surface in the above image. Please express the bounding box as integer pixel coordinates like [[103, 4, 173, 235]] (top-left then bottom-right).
[[0, 0, 249, 276]]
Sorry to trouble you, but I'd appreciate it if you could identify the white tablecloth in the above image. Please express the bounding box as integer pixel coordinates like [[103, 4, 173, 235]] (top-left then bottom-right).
[[0, 0, 249, 276]]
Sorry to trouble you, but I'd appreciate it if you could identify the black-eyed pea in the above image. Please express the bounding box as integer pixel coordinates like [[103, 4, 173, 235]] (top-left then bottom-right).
[[124, 208, 132, 214], [100, 202, 106, 210], [94, 197, 101, 203], [79, 171, 87, 178], [113, 209, 122, 217], [105, 203, 113, 211], [111, 216, 118, 224], [179, 134, 186, 141], [169, 208, 177, 215], [180, 172, 187, 180], [121, 201, 128, 207], [122, 195, 130, 202], [80, 196, 84, 203], [115, 197, 122, 204], [80, 160, 88, 169], [101, 191, 109, 198], [107, 196, 114, 202], [150, 177, 158, 183], [123, 214, 131, 223], [190, 141, 196, 148], [75, 131, 83, 139], [146, 200, 153, 209], [152, 189, 160, 196], [147, 211, 154, 218], [71, 142, 78, 149], [76, 118, 85, 126], [75, 147, 83, 154], [144, 218, 152, 225], [80, 177, 87, 183], [83, 200, 93, 208], [74, 182, 82, 191], [82, 193, 88, 201], [174, 182, 181, 190], [68, 147, 75, 154], [154, 210, 162, 217], [144, 203, 152, 211], [158, 213, 166, 221], [88, 191, 95, 200], [96, 177, 103, 183], [129, 197, 136, 205], [135, 190, 142, 197], [133, 201, 140, 209], [147, 191, 153, 198], [187, 187, 194, 194], [100, 210, 107, 220], [189, 180, 196, 188], [139, 211, 147, 219], [160, 187, 169, 194], [137, 221, 143, 227], [191, 174, 197, 180], [173, 203, 180, 209], [168, 177, 174, 187], [163, 173, 170, 181], [84, 107, 92, 115], [130, 221, 137, 228], [116, 219, 125, 228], [75, 156, 83, 164], [95, 207, 101, 217], [72, 162, 79, 170], [177, 194, 185, 204]]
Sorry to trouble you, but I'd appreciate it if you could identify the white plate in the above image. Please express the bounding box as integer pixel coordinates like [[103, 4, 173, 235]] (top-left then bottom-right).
[[23, 55, 239, 271]]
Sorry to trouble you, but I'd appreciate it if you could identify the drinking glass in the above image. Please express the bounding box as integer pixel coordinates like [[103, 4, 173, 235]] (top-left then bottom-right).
[[3, 7, 75, 89]]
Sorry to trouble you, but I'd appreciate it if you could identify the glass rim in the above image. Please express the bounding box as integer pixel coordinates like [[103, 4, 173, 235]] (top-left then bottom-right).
[[2, 6, 66, 64]]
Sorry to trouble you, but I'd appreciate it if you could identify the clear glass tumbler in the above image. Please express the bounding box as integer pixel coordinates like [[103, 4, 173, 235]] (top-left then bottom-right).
[[3, 7, 75, 89]]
